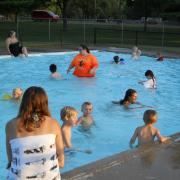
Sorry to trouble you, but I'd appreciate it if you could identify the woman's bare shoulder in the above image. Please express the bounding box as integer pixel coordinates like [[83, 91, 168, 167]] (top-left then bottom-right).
[[45, 116, 61, 128], [6, 118, 17, 129]]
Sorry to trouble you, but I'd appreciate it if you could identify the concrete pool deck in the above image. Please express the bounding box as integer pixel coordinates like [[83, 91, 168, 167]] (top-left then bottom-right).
[[62, 132, 180, 180], [0, 46, 180, 59]]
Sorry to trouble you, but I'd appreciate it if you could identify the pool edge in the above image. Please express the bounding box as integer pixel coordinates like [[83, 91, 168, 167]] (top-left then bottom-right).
[[62, 132, 180, 180]]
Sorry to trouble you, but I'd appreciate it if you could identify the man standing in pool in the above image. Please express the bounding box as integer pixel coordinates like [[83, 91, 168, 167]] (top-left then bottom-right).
[[67, 45, 99, 77]]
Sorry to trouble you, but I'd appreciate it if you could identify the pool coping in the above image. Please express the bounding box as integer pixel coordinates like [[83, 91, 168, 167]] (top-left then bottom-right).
[[0, 47, 179, 59], [62, 132, 180, 180]]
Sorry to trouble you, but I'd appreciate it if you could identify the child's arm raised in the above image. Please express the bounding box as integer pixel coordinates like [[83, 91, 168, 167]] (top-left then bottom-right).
[[129, 128, 138, 148]]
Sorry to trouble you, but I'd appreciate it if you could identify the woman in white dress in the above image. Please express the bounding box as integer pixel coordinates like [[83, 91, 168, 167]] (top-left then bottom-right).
[[139, 70, 157, 89], [6, 86, 64, 180]]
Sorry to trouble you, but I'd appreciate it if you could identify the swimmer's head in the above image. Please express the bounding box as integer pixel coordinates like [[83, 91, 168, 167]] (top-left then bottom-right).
[[60, 106, 78, 126], [145, 70, 155, 79], [120, 58, 124, 62], [113, 56, 120, 64], [81, 102, 93, 116], [8, 30, 16, 38], [79, 44, 90, 55], [49, 64, 57, 73], [12, 88, 23, 100], [143, 109, 157, 124]]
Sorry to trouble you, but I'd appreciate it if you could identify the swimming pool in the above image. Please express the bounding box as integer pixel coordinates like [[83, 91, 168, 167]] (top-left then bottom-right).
[[0, 51, 180, 178]]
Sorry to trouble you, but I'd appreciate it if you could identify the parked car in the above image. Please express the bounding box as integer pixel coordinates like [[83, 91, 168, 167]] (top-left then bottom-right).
[[0, 14, 6, 21], [31, 10, 59, 22], [141, 17, 162, 24]]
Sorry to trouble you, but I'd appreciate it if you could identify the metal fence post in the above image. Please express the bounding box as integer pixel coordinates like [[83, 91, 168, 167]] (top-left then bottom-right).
[[16, 16, 19, 38], [135, 31, 138, 46], [48, 19, 51, 41], [161, 23, 165, 48], [83, 18, 86, 43], [121, 20, 124, 45], [94, 28, 96, 45]]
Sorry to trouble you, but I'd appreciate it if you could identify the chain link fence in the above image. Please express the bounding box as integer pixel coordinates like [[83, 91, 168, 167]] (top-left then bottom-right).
[[0, 17, 180, 51]]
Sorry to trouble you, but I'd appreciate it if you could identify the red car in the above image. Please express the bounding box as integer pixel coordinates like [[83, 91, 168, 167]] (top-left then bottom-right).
[[31, 10, 60, 22]]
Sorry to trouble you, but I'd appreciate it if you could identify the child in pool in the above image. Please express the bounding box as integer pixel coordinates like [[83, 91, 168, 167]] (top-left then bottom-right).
[[112, 56, 125, 64], [2, 87, 23, 101], [129, 109, 169, 148], [132, 46, 141, 60], [60, 106, 78, 148], [77, 102, 94, 129], [156, 52, 164, 61], [139, 70, 157, 89], [112, 89, 152, 109], [49, 64, 63, 79]]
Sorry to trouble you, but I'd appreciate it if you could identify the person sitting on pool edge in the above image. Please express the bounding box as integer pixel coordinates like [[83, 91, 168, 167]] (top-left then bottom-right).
[[112, 89, 152, 109], [60, 106, 78, 148], [49, 64, 63, 79], [77, 102, 95, 129], [129, 109, 169, 148], [2, 87, 23, 102], [67, 44, 99, 77], [112, 56, 125, 64], [5, 30, 28, 57]]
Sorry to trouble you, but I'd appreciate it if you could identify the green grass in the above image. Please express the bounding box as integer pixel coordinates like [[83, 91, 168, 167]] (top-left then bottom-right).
[[0, 21, 180, 53]]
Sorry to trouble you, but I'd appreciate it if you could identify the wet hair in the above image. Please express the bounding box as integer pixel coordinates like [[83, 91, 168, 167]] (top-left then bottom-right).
[[49, 64, 57, 73], [8, 30, 16, 38], [113, 56, 120, 63], [143, 109, 157, 124], [60, 106, 77, 122], [120, 89, 137, 105], [145, 70, 156, 87], [17, 86, 51, 132], [79, 44, 90, 53], [81, 102, 93, 111]]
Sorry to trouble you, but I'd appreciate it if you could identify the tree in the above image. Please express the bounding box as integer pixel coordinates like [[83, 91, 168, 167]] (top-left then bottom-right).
[[56, 0, 71, 30]]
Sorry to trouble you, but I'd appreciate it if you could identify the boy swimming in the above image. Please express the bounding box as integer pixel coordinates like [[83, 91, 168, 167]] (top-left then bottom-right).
[[49, 64, 63, 79], [77, 102, 94, 129], [129, 109, 169, 148]]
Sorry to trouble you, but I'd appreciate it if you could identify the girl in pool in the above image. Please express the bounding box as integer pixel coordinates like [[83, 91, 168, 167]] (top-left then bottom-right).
[[60, 106, 78, 148], [5, 30, 28, 57], [112, 89, 152, 109], [6, 86, 64, 179], [139, 70, 157, 89], [129, 109, 169, 148]]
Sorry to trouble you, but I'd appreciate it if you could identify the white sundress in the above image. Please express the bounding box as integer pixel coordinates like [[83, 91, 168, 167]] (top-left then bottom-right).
[[7, 134, 61, 180]]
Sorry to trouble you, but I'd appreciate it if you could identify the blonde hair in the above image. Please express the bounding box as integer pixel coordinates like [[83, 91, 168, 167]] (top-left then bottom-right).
[[60, 106, 77, 121], [12, 87, 22, 94], [143, 109, 157, 124]]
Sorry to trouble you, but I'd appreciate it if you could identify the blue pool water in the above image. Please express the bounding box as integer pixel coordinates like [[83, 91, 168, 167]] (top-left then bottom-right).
[[0, 51, 180, 178]]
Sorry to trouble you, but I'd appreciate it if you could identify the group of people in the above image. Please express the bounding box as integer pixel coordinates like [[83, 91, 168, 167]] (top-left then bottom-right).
[[4, 30, 168, 180]]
